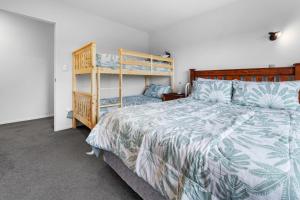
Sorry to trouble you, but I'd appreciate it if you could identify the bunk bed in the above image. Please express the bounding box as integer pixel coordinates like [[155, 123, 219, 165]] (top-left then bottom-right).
[[72, 42, 174, 129]]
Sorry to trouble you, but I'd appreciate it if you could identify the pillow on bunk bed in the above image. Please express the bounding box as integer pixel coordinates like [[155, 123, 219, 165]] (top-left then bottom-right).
[[232, 80, 300, 110], [144, 84, 171, 98], [192, 78, 233, 103]]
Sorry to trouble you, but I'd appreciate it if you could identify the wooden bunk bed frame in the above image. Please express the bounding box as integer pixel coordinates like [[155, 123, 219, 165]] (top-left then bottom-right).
[[72, 42, 175, 129]]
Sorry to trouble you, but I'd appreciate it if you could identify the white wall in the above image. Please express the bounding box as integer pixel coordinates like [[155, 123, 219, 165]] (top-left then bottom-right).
[[0, 0, 149, 131], [77, 75, 147, 99], [150, 0, 300, 92], [0, 10, 54, 124]]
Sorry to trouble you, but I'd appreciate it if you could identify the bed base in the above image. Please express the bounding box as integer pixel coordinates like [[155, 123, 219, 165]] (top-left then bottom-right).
[[72, 42, 175, 129], [103, 151, 165, 200]]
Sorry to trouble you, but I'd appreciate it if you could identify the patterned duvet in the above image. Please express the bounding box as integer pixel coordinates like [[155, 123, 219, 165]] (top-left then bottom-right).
[[86, 98, 300, 200]]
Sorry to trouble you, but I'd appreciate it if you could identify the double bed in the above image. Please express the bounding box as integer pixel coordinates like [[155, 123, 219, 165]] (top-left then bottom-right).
[[86, 64, 300, 200]]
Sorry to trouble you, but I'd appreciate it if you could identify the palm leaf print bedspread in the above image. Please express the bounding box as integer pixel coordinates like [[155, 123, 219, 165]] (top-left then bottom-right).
[[86, 98, 300, 200]]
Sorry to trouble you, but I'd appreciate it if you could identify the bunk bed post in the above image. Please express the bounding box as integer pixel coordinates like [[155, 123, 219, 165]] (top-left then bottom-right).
[[147, 55, 153, 89], [72, 52, 77, 128], [171, 60, 175, 91], [150, 55, 153, 75], [119, 48, 123, 108], [190, 69, 196, 86], [90, 42, 97, 128], [97, 72, 100, 122]]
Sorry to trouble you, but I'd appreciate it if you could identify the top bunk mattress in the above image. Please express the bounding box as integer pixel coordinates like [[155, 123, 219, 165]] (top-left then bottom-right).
[[96, 53, 171, 72]]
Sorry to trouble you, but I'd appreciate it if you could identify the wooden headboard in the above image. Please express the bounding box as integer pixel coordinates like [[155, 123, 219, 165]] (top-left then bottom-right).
[[190, 63, 300, 84]]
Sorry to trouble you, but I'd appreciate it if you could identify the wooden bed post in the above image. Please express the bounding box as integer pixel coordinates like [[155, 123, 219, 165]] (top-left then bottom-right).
[[294, 63, 300, 80], [90, 42, 97, 128], [171, 60, 175, 92], [97, 72, 100, 122], [119, 48, 123, 108], [190, 69, 196, 85], [294, 63, 300, 103], [72, 52, 77, 128]]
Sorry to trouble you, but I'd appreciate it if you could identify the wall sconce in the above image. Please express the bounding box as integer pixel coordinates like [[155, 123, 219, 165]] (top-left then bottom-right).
[[269, 31, 282, 41]]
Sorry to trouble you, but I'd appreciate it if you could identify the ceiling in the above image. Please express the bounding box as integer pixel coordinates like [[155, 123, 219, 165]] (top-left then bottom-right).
[[59, 0, 240, 32]]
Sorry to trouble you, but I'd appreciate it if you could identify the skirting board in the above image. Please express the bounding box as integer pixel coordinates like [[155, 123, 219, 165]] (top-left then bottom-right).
[[0, 113, 54, 125]]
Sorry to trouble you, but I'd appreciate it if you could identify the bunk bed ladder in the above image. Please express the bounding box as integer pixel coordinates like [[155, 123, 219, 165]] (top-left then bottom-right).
[[72, 42, 97, 129]]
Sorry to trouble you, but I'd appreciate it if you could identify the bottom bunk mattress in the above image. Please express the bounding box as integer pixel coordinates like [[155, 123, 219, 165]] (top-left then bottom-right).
[[86, 98, 300, 200], [67, 95, 161, 120], [99, 95, 162, 116]]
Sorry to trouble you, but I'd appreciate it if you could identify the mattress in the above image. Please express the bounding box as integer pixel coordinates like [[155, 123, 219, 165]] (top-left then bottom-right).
[[86, 98, 300, 200], [96, 53, 170, 72], [66, 95, 161, 120], [99, 95, 162, 116]]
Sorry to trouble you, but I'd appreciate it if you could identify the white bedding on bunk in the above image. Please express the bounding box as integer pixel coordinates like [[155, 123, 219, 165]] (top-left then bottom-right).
[[96, 53, 170, 72]]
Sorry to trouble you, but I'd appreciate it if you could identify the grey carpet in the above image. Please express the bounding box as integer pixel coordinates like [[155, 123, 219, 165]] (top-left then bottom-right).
[[0, 117, 141, 200]]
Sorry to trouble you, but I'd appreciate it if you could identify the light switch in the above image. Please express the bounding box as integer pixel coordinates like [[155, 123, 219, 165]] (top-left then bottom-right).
[[62, 65, 68, 72]]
